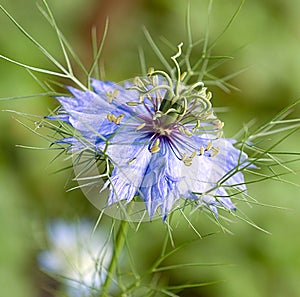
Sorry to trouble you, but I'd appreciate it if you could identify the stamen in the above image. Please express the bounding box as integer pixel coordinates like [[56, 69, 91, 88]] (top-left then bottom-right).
[[178, 126, 184, 134], [192, 120, 201, 132], [106, 113, 124, 125], [211, 147, 220, 157], [136, 123, 146, 131], [190, 151, 197, 159], [113, 89, 119, 97], [184, 128, 192, 137], [106, 90, 119, 103], [115, 114, 124, 124], [213, 119, 224, 129], [133, 76, 146, 89], [151, 75, 158, 87], [200, 146, 205, 155], [206, 91, 212, 100], [107, 113, 116, 122], [126, 101, 140, 106], [182, 151, 197, 166], [204, 110, 214, 119], [147, 67, 155, 76], [217, 130, 223, 138], [180, 71, 187, 81], [206, 140, 213, 151], [128, 157, 137, 165], [184, 160, 192, 166], [150, 138, 160, 153]]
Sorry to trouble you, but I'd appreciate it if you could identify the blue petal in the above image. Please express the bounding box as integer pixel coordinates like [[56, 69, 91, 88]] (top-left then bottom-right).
[[210, 138, 248, 191], [46, 113, 70, 123], [91, 78, 162, 116], [57, 88, 111, 114], [178, 138, 248, 215], [91, 79, 123, 95], [106, 146, 152, 205], [56, 137, 86, 150], [139, 148, 182, 219], [103, 115, 150, 162]]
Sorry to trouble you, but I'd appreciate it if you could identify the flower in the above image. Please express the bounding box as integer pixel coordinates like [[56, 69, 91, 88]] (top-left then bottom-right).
[[51, 71, 248, 220], [38, 220, 112, 297]]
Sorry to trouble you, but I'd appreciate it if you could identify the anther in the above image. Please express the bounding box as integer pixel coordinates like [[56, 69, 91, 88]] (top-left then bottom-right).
[[150, 138, 160, 153], [205, 140, 213, 151], [193, 120, 201, 131], [213, 120, 224, 129], [147, 67, 155, 76], [128, 157, 137, 165], [180, 72, 187, 81], [204, 111, 214, 120], [211, 147, 220, 157], [184, 128, 192, 137], [182, 151, 196, 166], [107, 113, 116, 122], [217, 131, 223, 138], [126, 101, 140, 106], [200, 146, 205, 155], [206, 91, 212, 100], [181, 153, 187, 161], [151, 75, 158, 86], [136, 123, 146, 131], [190, 151, 197, 159], [106, 90, 119, 103], [178, 126, 184, 134], [133, 77, 146, 89], [184, 160, 192, 166], [107, 113, 124, 125], [115, 114, 124, 125]]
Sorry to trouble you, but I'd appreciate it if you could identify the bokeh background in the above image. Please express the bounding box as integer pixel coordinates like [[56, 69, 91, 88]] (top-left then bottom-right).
[[1, 0, 300, 296]]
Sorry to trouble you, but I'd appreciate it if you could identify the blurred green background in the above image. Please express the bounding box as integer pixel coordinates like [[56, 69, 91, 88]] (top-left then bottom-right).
[[1, 0, 300, 296]]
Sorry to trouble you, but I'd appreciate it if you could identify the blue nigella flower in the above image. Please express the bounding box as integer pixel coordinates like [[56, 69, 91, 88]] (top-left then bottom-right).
[[51, 71, 248, 220]]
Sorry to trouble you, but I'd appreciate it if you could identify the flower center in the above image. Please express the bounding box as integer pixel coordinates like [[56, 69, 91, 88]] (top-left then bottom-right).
[[155, 126, 172, 136], [151, 112, 177, 136]]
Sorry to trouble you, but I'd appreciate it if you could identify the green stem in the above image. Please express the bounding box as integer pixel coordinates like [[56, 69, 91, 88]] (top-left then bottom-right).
[[100, 219, 129, 297]]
